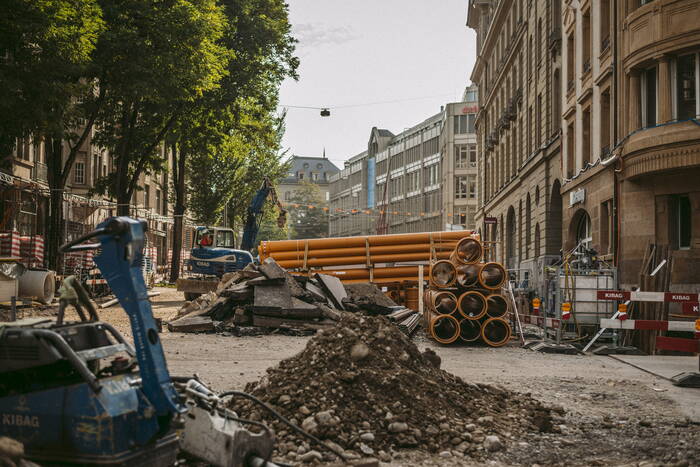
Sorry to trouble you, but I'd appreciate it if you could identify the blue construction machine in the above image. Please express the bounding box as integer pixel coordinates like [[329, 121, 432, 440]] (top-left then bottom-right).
[[0, 217, 279, 466], [177, 177, 286, 300]]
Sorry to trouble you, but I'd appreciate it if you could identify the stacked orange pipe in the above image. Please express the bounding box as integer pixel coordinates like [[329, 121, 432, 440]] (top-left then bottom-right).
[[422, 235, 513, 347], [260, 230, 477, 286]]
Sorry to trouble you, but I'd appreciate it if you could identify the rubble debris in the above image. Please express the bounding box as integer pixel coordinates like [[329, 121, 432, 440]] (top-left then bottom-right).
[[167, 315, 215, 333], [343, 283, 400, 315], [169, 258, 425, 337], [229, 313, 555, 464], [314, 273, 348, 310]]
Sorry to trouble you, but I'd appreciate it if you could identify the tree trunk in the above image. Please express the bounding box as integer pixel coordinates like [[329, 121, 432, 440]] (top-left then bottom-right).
[[46, 138, 65, 271], [169, 142, 187, 282]]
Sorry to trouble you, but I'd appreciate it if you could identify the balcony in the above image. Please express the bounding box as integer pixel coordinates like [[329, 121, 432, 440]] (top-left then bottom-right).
[[32, 162, 48, 183], [623, 0, 700, 70], [622, 121, 700, 180], [600, 35, 610, 54]]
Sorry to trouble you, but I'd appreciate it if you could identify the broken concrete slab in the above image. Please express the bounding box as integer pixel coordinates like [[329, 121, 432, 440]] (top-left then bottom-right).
[[259, 257, 287, 280], [218, 282, 252, 300], [253, 283, 293, 311], [254, 298, 323, 319], [314, 273, 347, 310], [252, 315, 334, 330], [167, 315, 215, 333], [305, 280, 328, 303], [246, 276, 284, 287]]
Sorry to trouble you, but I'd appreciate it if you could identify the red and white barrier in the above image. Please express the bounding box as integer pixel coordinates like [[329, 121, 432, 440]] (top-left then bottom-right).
[[0, 231, 21, 258], [600, 318, 696, 332], [597, 290, 698, 303], [521, 314, 561, 328]]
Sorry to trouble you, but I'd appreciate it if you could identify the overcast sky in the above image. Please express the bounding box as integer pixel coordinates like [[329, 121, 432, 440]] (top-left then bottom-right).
[[279, 0, 476, 169]]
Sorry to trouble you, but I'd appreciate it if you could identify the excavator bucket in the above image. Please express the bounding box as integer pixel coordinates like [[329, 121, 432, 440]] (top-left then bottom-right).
[[277, 210, 287, 228]]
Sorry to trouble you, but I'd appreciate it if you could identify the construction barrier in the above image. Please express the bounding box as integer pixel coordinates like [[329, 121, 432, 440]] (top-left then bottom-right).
[[593, 290, 700, 354]]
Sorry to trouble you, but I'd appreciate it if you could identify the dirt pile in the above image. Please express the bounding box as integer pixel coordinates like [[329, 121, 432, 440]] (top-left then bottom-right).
[[229, 313, 557, 464]]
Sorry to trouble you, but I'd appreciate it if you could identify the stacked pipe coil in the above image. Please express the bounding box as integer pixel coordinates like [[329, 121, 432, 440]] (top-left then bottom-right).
[[424, 236, 511, 348]]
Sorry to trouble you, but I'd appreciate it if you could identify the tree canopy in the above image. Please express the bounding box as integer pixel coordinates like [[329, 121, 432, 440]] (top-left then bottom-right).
[[287, 181, 330, 239]]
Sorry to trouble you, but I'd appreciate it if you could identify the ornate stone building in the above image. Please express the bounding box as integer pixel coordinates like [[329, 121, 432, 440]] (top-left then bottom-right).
[[467, 0, 564, 274], [560, 0, 700, 288]]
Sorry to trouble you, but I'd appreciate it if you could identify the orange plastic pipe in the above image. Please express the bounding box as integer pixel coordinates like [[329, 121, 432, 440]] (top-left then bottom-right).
[[267, 242, 458, 261], [259, 230, 476, 256], [428, 312, 461, 344], [450, 237, 483, 265], [307, 266, 423, 280], [275, 250, 451, 269], [480, 317, 512, 347]]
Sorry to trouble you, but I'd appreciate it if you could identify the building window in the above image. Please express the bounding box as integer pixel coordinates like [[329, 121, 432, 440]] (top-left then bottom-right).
[[566, 34, 574, 91], [74, 161, 85, 184], [454, 114, 476, 134], [566, 121, 575, 178], [641, 66, 658, 128], [455, 145, 468, 169], [601, 200, 613, 254], [582, 9, 591, 74], [297, 171, 304, 180], [469, 145, 477, 164], [600, 90, 611, 156], [576, 210, 593, 249], [145, 184, 150, 207], [671, 195, 692, 249], [582, 107, 591, 166], [455, 176, 468, 199], [468, 175, 477, 199], [155, 189, 162, 214], [453, 207, 467, 227], [676, 53, 698, 120], [311, 172, 319, 181], [600, 0, 610, 52]]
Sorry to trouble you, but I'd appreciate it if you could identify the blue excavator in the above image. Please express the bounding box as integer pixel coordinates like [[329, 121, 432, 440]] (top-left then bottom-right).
[[0, 217, 278, 466], [177, 178, 287, 300]]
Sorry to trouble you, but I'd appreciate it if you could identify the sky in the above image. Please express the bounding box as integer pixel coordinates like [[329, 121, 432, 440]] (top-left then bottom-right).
[[279, 0, 477, 169]]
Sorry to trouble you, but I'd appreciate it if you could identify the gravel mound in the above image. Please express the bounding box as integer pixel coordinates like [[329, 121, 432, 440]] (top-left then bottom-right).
[[229, 314, 557, 464]]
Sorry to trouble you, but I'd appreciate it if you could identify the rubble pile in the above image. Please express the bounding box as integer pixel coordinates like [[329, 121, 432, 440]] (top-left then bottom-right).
[[167, 259, 421, 336], [229, 313, 556, 464]]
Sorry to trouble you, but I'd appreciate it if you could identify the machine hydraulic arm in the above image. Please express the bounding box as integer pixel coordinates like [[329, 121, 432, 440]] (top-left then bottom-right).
[[240, 177, 287, 252]]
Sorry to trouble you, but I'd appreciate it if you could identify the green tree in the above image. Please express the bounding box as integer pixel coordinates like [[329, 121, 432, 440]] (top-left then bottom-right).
[[288, 181, 329, 239], [92, 0, 230, 215], [0, 0, 103, 154], [167, 0, 297, 280], [0, 0, 105, 269]]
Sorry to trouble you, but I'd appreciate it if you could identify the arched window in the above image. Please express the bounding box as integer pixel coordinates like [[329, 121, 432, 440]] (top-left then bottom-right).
[[526, 193, 532, 259], [576, 211, 592, 248], [506, 206, 517, 268], [534, 223, 541, 258]]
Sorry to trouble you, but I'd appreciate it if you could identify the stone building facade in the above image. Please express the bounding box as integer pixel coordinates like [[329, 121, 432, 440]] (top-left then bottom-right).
[[560, 0, 700, 288], [4, 134, 178, 271], [467, 0, 564, 273], [328, 87, 479, 237], [278, 155, 340, 204]]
